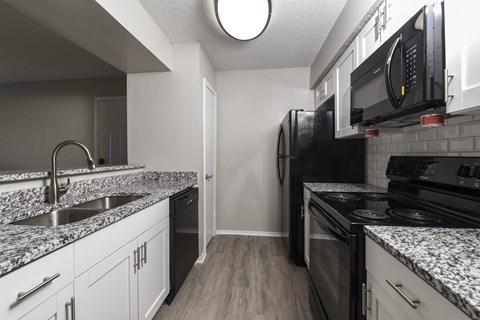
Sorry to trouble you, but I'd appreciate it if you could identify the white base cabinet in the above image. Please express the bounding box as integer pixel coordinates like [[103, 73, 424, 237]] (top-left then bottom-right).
[[365, 238, 470, 320], [303, 187, 311, 269], [0, 199, 171, 320]]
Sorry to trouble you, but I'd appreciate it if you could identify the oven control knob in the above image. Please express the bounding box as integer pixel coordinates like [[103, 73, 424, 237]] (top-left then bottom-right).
[[457, 165, 471, 178], [473, 166, 480, 180]]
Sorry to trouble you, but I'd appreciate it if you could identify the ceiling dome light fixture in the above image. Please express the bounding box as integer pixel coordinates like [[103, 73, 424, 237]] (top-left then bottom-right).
[[214, 0, 272, 41]]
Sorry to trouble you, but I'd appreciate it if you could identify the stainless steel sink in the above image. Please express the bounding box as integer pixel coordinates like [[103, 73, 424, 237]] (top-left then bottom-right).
[[73, 195, 144, 210], [10, 196, 144, 227], [11, 208, 105, 227]]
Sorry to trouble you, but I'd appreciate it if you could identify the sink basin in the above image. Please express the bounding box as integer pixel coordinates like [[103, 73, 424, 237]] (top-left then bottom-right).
[[73, 195, 144, 210], [11, 208, 105, 227]]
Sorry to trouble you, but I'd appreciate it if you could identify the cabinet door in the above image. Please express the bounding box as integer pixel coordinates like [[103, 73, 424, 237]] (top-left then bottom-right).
[[445, 0, 480, 114], [19, 283, 73, 320], [303, 197, 310, 269], [358, 9, 382, 64], [137, 218, 170, 320], [382, 0, 430, 41], [335, 39, 364, 138], [75, 239, 138, 320]]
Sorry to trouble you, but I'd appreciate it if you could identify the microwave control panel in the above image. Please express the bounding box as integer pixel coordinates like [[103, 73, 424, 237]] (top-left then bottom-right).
[[404, 44, 418, 95]]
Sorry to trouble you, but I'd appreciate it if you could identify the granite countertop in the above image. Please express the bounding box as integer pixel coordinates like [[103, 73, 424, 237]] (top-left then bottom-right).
[[0, 171, 196, 278], [304, 182, 386, 193], [0, 164, 145, 183], [365, 226, 480, 320]]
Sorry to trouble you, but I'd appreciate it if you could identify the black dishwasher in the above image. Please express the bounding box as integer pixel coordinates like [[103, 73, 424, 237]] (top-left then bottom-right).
[[166, 187, 199, 304]]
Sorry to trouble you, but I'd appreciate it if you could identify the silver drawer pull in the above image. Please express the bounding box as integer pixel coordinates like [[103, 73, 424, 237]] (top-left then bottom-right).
[[386, 278, 420, 309], [17, 273, 60, 302], [66, 297, 76, 320]]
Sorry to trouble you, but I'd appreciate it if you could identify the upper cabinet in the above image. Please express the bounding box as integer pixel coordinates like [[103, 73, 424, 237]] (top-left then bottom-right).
[[315, 69, 336, 108], [444, 0, 480, 114], [335, 39, 364, 139], [357, 4, 384, 64]]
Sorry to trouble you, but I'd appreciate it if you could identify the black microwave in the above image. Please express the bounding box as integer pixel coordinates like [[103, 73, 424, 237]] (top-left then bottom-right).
[[351, 2, 445, 127]]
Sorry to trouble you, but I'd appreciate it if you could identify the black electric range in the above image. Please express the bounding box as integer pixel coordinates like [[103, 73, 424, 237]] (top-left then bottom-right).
[[308, 156, 480, 320]]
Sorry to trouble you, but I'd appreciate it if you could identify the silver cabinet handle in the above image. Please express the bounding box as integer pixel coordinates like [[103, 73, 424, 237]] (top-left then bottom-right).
[[134, 248, 140, 273], [362, 283, 371, 316], [386, 278, 420, 309], [444, 69, 455, 103], [66, 297, 76, 320], [17, 273, 60, 302], [206, 174, 213, 181], [140, 242, 147, 266]]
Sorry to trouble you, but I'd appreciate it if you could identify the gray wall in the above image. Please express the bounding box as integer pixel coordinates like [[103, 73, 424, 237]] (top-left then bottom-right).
[[216, 68, 313, 233], [0, 77, 126, 171], [127, 41, 216, 256], [367, 115, 480, 188]]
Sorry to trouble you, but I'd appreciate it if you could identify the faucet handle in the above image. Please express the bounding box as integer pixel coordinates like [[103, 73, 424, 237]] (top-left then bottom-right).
[[59, 178, 71, 197]]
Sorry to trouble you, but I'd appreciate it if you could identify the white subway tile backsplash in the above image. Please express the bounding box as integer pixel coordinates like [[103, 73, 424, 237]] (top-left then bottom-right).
[[418, 128, 436, 141], [398, 143, 411, 153], [403, 131, 419, 142], [391, 133, 404, 143], [411, 141, 428, 152], [437, 125, 459, 139], [448, 137, 474, 152], [366, 117, 480, 188], [446, 115, 473, 125], [427, 140, 448, 152], [460, 121, 480, 137]]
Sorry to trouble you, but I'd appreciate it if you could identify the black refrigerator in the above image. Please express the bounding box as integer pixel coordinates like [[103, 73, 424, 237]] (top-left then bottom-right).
[[277, 99, 365, 266]]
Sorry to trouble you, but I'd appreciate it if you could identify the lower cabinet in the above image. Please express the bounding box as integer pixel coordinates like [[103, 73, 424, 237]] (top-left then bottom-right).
[[0, 198, 171, 320], [365, 237, 470, 320], [20, 283, 74, 320], [303, 187, 311, 269]]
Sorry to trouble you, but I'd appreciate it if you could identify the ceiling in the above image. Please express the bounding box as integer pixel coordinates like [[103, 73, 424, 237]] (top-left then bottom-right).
[[0, 1, 124, 84], [139, 0, 348, 71]]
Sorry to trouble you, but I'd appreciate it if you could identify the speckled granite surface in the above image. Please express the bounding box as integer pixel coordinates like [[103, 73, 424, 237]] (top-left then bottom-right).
[[0, 171, 196, 277], [304, 183, 386, 193], [365, 226, 480, 319], [0, 164, 145, 183]]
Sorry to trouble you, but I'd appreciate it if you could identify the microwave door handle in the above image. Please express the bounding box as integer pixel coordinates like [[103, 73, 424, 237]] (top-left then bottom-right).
[[385, 36, 405, 109]]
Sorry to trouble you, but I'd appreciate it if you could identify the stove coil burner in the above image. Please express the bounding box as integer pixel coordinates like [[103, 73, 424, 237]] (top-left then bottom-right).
[[352, 209, 388, 220], [362, 193, 387, 201], [325, 193, 360, 201], [389, 209, 443, 223]]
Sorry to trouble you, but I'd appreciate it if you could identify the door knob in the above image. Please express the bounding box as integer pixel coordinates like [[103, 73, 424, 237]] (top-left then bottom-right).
[[206, 174, 213, 180]]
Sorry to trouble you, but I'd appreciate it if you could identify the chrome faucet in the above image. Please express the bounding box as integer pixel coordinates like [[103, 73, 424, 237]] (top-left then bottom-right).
[[48, 140, 95, 204]]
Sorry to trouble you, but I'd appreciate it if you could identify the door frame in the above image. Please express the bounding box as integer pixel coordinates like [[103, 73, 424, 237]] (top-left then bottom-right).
[[202, 79, 217, 248], [93, 96, 127, 164]]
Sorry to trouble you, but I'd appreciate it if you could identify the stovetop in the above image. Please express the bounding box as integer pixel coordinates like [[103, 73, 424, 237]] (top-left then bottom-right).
[[310, 191, 480, 233]]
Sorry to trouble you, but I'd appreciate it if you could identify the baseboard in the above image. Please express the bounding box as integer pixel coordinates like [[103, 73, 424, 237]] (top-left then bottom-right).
[[196, 250, 207, 264], [216, 229, 282, 237]]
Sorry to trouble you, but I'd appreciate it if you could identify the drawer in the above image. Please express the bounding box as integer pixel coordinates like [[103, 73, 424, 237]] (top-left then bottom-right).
[[74, 199, 169, 277], [0, 244, 74, 319], [366, 238, 470, 320]]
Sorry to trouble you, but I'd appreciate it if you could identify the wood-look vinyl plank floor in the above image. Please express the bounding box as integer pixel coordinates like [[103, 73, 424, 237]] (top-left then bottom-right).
[[154, 235, 313, 320]]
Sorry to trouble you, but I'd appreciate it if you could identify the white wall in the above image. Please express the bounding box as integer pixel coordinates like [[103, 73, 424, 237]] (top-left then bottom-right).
[[128, 41, 216, 257], [0, 77, 126, 170], [216, 68, 313, 234]]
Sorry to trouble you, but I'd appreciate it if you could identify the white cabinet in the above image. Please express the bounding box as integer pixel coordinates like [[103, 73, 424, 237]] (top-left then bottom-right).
[[358, 5, 384, 64], [335, 39, 364, 139], [74, 199, 170, 320], [0, 245, 74, 320], [138, 219, 170, 320], [445, 0, 480, 114], [315, 70, 335, 108], [19, 284, 74, 320], [303, 187, 311, 269], [365, 238, 470, 320], [75, 239, 139, 320]]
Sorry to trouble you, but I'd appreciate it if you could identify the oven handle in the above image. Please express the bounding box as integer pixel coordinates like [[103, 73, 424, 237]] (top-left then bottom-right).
[[308, 200, 349, 244], [385, 35, 405, 109]]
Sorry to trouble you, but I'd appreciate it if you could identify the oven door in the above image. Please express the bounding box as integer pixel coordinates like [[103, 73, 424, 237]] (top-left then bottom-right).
[[309, 200, 357, 320]]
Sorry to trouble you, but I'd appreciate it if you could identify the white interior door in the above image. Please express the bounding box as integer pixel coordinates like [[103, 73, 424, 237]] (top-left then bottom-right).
[[203, 79, 216, 247], [94, 96, 127, 165]]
